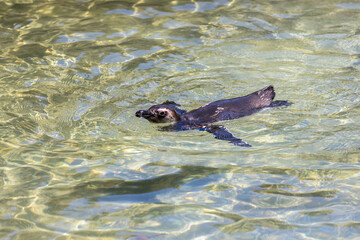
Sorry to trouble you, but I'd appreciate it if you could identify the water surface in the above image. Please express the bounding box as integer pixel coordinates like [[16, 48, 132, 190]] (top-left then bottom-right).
[[0, 0, 359, 239]]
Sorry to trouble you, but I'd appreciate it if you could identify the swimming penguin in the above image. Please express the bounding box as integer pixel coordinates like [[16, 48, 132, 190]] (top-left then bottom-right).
[[135, 85, 290, 147]]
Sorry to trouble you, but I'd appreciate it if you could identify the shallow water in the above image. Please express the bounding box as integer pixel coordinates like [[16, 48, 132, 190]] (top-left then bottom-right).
[[0, 0, 360, 239]]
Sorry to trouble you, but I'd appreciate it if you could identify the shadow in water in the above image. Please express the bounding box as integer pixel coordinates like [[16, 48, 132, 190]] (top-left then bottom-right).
[[41, 163, 344, 208], [37, 162, 348, 233], [41, 163, 343, 207]]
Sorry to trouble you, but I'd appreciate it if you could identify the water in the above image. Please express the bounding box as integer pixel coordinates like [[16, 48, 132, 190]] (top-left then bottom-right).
[[0, 0, 359, 239]]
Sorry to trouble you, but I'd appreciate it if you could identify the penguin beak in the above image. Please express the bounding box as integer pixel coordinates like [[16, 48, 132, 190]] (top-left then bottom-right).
[[135, 110, 153, 119]]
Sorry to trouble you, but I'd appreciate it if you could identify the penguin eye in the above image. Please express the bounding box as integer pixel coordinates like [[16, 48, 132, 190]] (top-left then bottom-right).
[[158, 111, 166, 117]]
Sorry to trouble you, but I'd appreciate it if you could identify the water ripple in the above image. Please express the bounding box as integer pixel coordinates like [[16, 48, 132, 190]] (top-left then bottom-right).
[[0, 0, 360, 239]]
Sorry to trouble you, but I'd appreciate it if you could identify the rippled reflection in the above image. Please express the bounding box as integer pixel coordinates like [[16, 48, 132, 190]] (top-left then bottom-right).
[[0, 0, 360, 239]]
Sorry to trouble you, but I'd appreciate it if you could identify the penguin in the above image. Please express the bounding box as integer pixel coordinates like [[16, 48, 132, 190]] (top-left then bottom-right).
[[135, 86, 290, 147]]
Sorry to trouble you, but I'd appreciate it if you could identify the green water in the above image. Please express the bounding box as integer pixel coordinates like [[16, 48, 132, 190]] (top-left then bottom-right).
[[0, 0, 360, 239]]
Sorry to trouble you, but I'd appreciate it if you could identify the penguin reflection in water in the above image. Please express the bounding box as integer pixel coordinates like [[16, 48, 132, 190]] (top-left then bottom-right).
[[135, 86, 291, 147]]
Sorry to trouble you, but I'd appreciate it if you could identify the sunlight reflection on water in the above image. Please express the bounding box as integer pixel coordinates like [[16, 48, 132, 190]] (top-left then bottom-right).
[[0, 0, 359, 239]]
